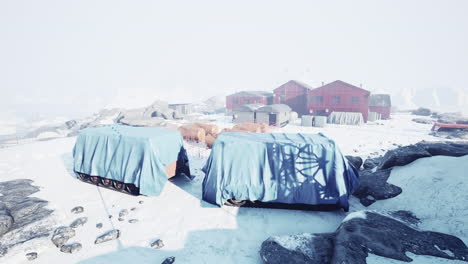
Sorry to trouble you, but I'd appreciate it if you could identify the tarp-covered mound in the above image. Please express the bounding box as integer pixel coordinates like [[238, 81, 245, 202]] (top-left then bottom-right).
[[73, 125, 190, 196], [202, 133, 359, 211]]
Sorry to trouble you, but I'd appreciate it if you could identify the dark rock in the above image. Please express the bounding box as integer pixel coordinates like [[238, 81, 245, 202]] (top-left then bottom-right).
[[0, 203, 13, 237], [362, 157, 381, 170], [70, 217, 88, 228], [51, 226, 76, 248], [0, 180, 53, 255], [26, 252, 37, 260], [95, 229, 120, 244], [71, 206, 84, 214], [118, 218, 124, 222], [0, 247, 7, 257], [378, 145, 432, 170], [139, 201, 144, 204], [108, 215, 112, 219], [162, 256, 175, 264], [96, 223, 103, 229], [411, 107, 432, 116], [352, 169, 402, 206], [151, 239, 164, 249], [60, 242, 82, 254], [417, 141, 468, 157], [260, 211, 468, 264], [118, 209, 128, 218], [345, 156, 363, 170], [65, 120, 78, 129], [130, 207, 137, 211], [412, 118, 434, 124], [128, 219, 138, 224], [389, 210, 421, 226]]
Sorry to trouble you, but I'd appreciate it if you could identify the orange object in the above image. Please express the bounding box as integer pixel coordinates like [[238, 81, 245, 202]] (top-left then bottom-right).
[[178, 125, 206, 143]]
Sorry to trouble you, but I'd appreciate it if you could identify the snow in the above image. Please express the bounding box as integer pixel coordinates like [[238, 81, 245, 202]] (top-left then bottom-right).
[[368, 253, 467, 264], [368, 155, 468, 243], [0, 112, 467, 264], [342, 211, 367, 222], [269, 233, 315, 256]]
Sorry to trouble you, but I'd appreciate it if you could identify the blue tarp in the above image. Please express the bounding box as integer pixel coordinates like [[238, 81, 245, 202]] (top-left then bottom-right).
[[73, 125, 189, 196], [202, 132, 359, 211]]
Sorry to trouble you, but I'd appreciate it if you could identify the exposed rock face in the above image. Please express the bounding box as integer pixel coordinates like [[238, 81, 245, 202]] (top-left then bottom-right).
[[352, 169, 401, 206], [0, 179, 54, 257], [354, 141, 468, 206], [260, 211, 468, 264], [118, 209, 128, 218], [128, 219, 138, 224], [51, 226, 76, 248], [345, 156, 363, 170], [70, 217, 88, 228], [0, 203, 13, 237], [96, 223, 103, 229], [412, 118, 434, 124], [95, 229, 120, 244], [378, 145, 432, 170], [60, 242, 82, 254]]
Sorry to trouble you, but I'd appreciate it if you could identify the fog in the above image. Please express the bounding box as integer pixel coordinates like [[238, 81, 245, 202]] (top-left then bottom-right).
[[1, 0, 467, 121]]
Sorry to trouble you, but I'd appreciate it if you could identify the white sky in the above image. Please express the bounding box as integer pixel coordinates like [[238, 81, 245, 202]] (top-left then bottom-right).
[[1, 0, 467, 119]]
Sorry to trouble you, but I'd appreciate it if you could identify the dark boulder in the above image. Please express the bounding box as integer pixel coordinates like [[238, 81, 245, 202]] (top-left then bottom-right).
[[352, 169, 401, 206], [416, 141, 468, 157], [60, 242, 82, 254], [412, 118, 434, 124], [260, 211, 468, 264], [362, 157, 381, 170], [51, 226, 76, 248], [378, 145, 432, 170], [95, 229, 120, 244], [0, 203, 13, 237], [161, 256, 175, 264], [345, 156, 363, 170], [411, 107, 432, 116]]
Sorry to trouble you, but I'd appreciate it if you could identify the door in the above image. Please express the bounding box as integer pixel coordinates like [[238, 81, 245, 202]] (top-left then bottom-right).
[[268, 113, 277, 126]]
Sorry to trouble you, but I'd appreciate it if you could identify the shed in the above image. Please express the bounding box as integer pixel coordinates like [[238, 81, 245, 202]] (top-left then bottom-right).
[[369, 94, 392, 119], [273, 80, 313, 116], [308, 80, 371, 122], [169, 103, 193, 116], [232, 103, 265, 124], [226, 91, 273, 113], [256, 104, 292, 127]]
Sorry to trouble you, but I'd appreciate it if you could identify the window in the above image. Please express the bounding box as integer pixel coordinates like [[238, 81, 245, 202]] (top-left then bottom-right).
[[233, 98, 239, 104], [314, 96, 323, 104], [351, 97, 359, 104], [333, 96, 341, 104], [243, 99, 250, 104]]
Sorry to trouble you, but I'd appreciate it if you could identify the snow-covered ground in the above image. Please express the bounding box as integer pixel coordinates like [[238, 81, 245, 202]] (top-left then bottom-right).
[[0, 113, 466, 264]]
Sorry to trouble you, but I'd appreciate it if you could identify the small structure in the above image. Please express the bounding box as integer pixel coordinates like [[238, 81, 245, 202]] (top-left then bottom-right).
[[256, 104, 292, 127], [369, 94, 392, 119], [328, 112, 364, 126], [301, 115, 313, 127], [73, 125, 191, 196], [232, 103, 265, 124], [308, 80, 371, 122], [273, 80, 313, 116], [202, 132, 360, 211], [226, 91, 273, 113], [169, 103, 193, 116]]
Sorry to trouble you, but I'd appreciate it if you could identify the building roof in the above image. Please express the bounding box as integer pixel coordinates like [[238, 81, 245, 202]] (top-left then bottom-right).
[[369, 94, 392, 107], [311, 80, 370, 94], [227, 91, 273, 98], [233, 103, 265, 112], [257, 104, 292, 113], [274, 80, 314, 92]]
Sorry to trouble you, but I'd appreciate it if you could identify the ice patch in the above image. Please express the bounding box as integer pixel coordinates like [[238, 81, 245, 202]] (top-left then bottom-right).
[[435, 245, 455, 258]]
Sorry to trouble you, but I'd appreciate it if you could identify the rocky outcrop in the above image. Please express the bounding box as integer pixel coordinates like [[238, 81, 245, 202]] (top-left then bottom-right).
[[0, 179, 54, 258], [354, 141, 468, 206], [345, 156, 363, 170], [412, 118, 434, 124], [352, 169, 402, 206], [411, 107, 432, 116], [260, 211, 468, 264], [51, 226, 76, 248]]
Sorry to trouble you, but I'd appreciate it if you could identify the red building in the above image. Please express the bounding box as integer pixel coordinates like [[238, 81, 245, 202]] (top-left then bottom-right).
[[226, 91, 273, 112], [369, 94, 392, 119], [273, 80, 312, 116], [307, 80, 371, 122]]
